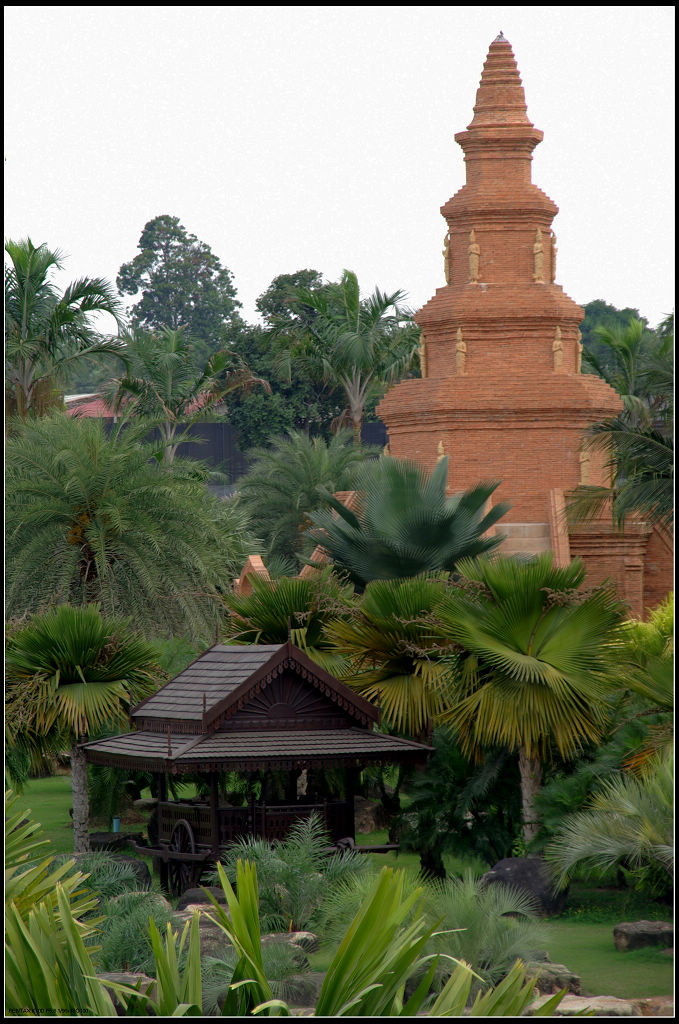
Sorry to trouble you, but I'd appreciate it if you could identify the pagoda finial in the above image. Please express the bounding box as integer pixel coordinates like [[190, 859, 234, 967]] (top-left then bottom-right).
[[465, 36, 533, 130]]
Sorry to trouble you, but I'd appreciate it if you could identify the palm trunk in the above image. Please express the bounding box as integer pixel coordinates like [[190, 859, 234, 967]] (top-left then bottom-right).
[[71, 740, 91, 853], [518, 746, 542, 845]]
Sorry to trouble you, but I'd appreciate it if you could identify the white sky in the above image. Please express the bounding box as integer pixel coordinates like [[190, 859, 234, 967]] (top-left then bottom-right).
[[4, 5, 675, 332]]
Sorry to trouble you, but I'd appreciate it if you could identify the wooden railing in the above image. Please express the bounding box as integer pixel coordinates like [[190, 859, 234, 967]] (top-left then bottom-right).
[[157, 798, 353, 847]]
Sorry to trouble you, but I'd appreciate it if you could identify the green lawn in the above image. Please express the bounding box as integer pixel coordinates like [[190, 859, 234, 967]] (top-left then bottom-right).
[[541, 919, 673, 999], [9, 776, 674, 1000]]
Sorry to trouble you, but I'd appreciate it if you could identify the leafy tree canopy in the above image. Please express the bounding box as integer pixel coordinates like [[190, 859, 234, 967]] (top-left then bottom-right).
[[5, 238, 124, 414], [117, 215, 243, 361], [5, 412, 256, 641]]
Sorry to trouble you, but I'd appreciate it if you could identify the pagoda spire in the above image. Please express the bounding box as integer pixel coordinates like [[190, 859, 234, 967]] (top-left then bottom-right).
[[466, 34, 533, 129]]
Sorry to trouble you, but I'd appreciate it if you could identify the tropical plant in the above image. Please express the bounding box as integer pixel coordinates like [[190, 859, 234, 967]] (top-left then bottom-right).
[[105, 325, 270, 462], [5, 791, 118, 1016], [396, 728, 523, 876], [422, 873, 545, 990], [324, 575, 453, 739], [435, 553, 627, 842], [5, 237, 124, 415], [236, 429, 378, 563], [5, 412, 255, 638], [5, 604, 161, 851], [210, 813, 371, 933], [103, 913, 204, 1016], [223, 566, 356, 675], [568, 316, 673, 531], [280, 269, 417, 444], [544, 752, 674, 890], [95, 890, 178, 974], [306, 456, 509, 592]]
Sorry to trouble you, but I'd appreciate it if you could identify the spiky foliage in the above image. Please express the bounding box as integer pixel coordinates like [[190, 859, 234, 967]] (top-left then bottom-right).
[[223, 566, 356, 675], [325, 575, 453, 738], [5, 237, 124, 415], [104, 325, 270, 462], [435, 554, 627, 841], [5, 791, 118, 1016], [618, 595, 674, 771], [5, 412, 255, 639], [422, 873, 545, 990], [95, 890, 178, 974], [280, 268, 417, 444], [545, 753, 674, 888], [236, 428, 377, 563], [307, 456, 509, 592], [5, 604, 162, 851], [210, 813, 371, 933]]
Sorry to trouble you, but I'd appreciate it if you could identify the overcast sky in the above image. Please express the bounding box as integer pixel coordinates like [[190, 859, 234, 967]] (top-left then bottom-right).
[[4, 5, 675, 333]]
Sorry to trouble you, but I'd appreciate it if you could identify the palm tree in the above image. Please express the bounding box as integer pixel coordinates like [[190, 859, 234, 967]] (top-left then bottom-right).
[[281, 269, 417, 444], [5, 604, 161, 851], [544, 752, 673, 888], [105, 326, 270, 462], [223, 567, 356, 675], [324, 575, 453, 739], [435, 553, 627, 842], [566, 415, 673, 532], [236, 429, 378, 563], [5, 238, 124, 415], [306, 456, 509, 592], [5, 412, 255, 640], [569, 316, 673, 531]]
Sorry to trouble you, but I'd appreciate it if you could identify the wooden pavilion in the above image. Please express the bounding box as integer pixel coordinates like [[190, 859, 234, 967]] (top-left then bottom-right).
[[81, 641, 431, 893]]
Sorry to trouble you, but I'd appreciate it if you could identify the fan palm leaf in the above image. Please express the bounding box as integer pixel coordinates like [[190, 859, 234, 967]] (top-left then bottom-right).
[[5, 604, 162, 852], [435, 553, 627, 841]]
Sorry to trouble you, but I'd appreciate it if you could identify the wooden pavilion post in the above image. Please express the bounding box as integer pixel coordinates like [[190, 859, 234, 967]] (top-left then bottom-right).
[[209, 771, 220, 859], [157, 772, 169, 894]]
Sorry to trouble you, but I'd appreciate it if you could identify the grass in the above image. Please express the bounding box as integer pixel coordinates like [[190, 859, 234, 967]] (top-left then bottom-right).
[[9, 775, 674, 1000], [541, 920, 673, 999]]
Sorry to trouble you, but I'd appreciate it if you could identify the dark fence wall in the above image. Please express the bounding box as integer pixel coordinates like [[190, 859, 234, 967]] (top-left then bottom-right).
[[101, 418, 389, 483]]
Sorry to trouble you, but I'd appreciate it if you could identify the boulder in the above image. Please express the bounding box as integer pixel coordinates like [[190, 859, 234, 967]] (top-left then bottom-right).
[[479, 857, 567, 916], [88, 831, 131, 852], [109, 855, 152, 890], [285, 971, 326, 1008], [173, 908, 234, 959], [97, 972, 156, 1015], [632, 996, 674, 1016], [613, 920, 673, 952], [354, 796, 391, 834], [176, 885, 229, 912], [528, 994, 642, 1016], [525, 958, 581, 995]]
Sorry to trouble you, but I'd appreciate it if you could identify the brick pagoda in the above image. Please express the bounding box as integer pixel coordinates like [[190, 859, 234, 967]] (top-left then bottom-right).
[[377, 34, 671, 617]]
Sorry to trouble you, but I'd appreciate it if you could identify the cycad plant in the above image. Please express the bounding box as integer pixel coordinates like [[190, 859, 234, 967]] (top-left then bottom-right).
[[436, 553, 627, 842], [306, 456, 509, 592], [5, 604, 161, 851], [211, 813, 371, 933], [544, 752, 674, 889], [236, 429, 377, 563], [5, 412, 255, 639]]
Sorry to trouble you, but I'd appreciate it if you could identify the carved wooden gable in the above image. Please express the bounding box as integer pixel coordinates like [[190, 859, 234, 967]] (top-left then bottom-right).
[[225, 670, 357, 731]]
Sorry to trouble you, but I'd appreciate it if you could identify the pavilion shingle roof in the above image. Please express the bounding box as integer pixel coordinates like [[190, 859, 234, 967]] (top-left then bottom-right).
[[132, 644, 284, 723], [82, 728, 430, 773]]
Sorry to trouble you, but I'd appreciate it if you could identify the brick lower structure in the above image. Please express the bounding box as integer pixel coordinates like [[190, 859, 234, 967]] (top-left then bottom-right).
[[377, 34, 672, 618]]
